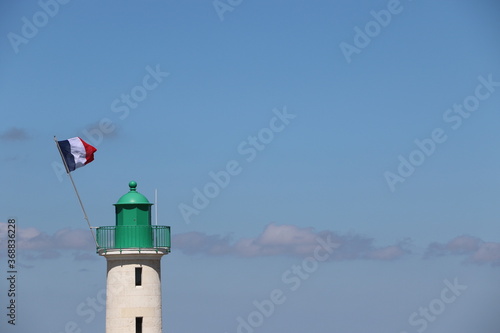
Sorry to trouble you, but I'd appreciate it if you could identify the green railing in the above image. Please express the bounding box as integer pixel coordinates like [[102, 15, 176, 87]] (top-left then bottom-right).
[[96, 225, 171, 252]]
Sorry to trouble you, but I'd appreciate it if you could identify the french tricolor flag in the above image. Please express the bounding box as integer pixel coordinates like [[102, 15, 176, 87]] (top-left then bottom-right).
[[57, 137, 97, 172]]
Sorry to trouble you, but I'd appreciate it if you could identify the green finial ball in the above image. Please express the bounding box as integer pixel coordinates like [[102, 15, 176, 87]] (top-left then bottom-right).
[[129, 181, 137, 191]]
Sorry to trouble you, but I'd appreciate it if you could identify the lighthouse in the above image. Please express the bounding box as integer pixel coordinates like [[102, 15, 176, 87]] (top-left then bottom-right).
[[96, 181, 171, 333]]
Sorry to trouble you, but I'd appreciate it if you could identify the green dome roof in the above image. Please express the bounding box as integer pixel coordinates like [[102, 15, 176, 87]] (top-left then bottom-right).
[[114, 181, 153, 206]]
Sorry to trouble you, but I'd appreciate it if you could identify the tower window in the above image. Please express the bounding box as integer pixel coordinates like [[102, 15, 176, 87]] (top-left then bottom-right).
[[136, 317, 143, 333], [135, 267, 142, 286]]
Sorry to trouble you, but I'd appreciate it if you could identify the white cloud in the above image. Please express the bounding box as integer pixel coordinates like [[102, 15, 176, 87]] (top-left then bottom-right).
[[447, 235, 482, 253], [365, 245, 407, 261], [9, 222, 498, 265], [424, 235, 500, 265], [0, 222, 95, 260], [469, 242, 500, 264], [173, 223, 409, 261], [0, 127, 31, 141]]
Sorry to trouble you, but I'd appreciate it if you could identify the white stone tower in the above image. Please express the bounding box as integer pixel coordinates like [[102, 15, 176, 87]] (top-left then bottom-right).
[[96, 181, 171, 333]]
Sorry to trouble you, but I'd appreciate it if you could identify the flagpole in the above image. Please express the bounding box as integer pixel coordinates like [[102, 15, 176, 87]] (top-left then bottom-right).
[[154, 188, 158, 226], [53, 136, 98, 247]]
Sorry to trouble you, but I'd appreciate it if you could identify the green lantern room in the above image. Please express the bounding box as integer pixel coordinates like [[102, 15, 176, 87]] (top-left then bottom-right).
[[96, 181, 171, 254]]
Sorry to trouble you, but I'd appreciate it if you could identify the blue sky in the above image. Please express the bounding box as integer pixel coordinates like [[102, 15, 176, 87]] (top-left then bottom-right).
[[2, 0, 500, 332]]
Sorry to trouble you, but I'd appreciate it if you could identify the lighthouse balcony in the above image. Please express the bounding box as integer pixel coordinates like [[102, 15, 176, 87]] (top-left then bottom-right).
[[96, 225, 171, 254]]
